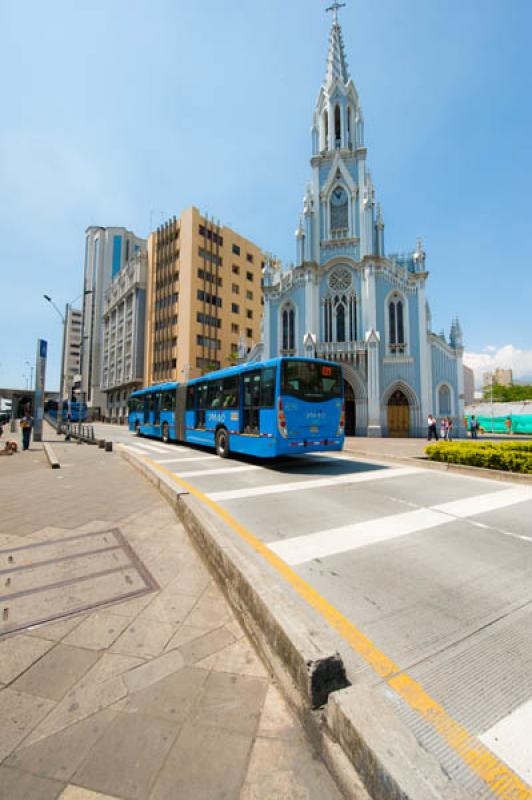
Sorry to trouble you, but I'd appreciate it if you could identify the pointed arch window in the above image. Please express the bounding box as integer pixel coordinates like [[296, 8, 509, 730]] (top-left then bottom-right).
[[323, 269, 357, 345], [330, 186, 348, 235], [438, 384, 451, 416], [334, 105, 341, 148], [388, 294, 406, 354], [281, 304, 296, 354]]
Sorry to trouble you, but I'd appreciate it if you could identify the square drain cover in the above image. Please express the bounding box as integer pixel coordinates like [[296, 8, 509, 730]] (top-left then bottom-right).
[[0, 529, 158, 638]]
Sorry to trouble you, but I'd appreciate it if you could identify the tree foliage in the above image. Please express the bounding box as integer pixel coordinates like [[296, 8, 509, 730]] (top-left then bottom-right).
[[482, 383, 532, 402]]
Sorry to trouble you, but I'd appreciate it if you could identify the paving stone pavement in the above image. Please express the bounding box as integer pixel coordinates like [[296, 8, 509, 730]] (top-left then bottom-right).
[[0, 425, 343, 800]]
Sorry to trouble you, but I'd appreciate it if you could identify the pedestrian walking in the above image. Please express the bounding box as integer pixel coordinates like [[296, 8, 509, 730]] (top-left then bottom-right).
[[470, 415, 479, 440], [440, 417, 448, 440], [505, 417, 512, 435], [20, 411, 33, 451], [447, 417, 453, 441], [427, 414, 439, 441]]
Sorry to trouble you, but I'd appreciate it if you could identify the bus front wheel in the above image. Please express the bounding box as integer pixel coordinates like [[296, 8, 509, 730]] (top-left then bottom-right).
[[215, 428, 230, 459]]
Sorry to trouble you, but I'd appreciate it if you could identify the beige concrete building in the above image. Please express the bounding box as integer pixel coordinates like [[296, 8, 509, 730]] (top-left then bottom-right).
[[145, 207, 265, 385], [463, 364, 475, 405], [482, 368, 513, 388]]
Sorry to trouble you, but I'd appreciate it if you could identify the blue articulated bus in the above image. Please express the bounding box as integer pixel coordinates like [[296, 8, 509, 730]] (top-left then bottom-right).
[[128, 357, 345, 459], [45, 400, 88, 423]]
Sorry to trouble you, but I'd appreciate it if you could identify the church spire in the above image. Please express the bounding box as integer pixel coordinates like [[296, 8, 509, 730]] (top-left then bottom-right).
[[324, 3, 350, 87]]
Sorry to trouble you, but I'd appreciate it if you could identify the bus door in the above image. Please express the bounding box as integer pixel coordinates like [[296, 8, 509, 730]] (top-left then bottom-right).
[[242, 371, 261, 434], [175, 385, 187, 440], [195, 383, 208, 428], [153, 392, 161, 428], [143, 394, 151, 426]]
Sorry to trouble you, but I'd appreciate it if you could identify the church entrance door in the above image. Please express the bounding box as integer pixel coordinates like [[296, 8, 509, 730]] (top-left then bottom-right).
[[344, 381, 355, 436], [387, 390, 410, 437]]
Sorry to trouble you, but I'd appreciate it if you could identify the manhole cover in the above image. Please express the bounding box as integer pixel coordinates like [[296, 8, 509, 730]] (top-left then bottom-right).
[[0, 529, 158, 638]]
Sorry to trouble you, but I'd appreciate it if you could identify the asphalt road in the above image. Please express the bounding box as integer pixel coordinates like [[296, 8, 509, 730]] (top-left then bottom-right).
[[95, 422, 532, 795]]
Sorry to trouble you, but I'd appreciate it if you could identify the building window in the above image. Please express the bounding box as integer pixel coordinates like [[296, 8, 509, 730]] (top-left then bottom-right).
[[246, 271, 253, 281], [198, 269, 222, 287], [388, 295, 405, 353], [246, 309, 253, 319], [197, 335, 221, 349], [232, 265, 240, 275], [232, 284, 240, 294], [232, 244, 240, 256], [246, 290, 253, 300], [246, 253, 254, 263], [246, 328, 253, 338], [232, 303, 239, 314], [231, 323, 239, 333], [197, 312, 221, 328], [197, 290, 222, 308], [281, 305, 295, 353]]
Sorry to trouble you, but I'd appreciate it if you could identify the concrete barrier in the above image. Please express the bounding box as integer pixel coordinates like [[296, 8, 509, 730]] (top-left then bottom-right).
[[118, 444, 471, 800], [104, 441, 113, 452], [43, 443, 60, 469]]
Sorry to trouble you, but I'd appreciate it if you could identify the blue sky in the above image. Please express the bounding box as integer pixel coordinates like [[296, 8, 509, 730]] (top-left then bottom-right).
[[1, 0, 531, 390]]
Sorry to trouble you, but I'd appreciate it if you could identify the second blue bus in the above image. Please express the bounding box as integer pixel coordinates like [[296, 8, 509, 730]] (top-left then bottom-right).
[[128, 357, 344, 459]]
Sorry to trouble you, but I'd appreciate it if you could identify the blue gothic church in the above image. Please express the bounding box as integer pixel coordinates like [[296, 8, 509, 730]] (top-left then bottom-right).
[[260, 5, 465, 437]]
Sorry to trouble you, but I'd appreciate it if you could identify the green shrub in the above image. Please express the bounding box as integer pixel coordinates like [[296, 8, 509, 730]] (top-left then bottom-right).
[[425, 442, 532, 474]]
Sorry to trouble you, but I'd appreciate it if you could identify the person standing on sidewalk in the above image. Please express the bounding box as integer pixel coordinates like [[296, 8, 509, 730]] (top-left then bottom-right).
[[427, 414, 439, 441], [20, 411, 34, 451], [470, 415, 479, 440]]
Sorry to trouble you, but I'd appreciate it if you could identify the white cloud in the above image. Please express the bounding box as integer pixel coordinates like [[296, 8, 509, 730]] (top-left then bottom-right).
[[464, 345, 532, 385]]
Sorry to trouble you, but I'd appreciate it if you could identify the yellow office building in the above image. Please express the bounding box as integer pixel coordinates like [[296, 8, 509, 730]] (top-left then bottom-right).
[[145, 207, 265, 385]]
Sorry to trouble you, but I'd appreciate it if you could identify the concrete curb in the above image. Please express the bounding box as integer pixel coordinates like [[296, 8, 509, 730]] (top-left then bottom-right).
[[119, 444, 469, 800], [42, 442, 60, 469], [344, 446, 532, 485]]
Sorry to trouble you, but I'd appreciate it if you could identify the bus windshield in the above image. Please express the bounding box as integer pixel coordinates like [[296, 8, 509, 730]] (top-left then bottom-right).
[[281, 360, 342, 403]]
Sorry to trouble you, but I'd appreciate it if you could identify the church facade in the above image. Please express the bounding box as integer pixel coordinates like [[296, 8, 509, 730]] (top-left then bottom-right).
[[260, 7, 465, 437]]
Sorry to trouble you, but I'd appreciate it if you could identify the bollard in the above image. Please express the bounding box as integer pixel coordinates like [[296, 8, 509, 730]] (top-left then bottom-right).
[[98, 439, 105, 449], [104, 441, 113, 452]]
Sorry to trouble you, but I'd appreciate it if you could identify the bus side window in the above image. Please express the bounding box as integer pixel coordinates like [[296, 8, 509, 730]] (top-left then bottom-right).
[[222, 376, 239, 409], [162, 391, 175, 412], [260, 367, 276, 408]]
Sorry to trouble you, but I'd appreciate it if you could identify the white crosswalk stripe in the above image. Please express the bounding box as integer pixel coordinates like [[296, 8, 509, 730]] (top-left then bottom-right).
[[207, 465, 422, 502], [480, 698, 532, 783], [268, 487, 532, 565]]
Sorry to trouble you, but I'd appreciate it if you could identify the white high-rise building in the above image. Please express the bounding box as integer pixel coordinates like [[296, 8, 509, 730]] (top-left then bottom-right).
[[81, 226, 146, 413], [101, 250, 147, 422], [60, 305, 82, 401]]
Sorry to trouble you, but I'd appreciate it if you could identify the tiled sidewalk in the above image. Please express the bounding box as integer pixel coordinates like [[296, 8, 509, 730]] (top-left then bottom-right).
[[0, 427, 342, 800]]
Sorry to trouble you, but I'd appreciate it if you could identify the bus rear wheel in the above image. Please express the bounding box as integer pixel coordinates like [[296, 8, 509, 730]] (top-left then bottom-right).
[[215, 428, 230, 459], [162, 422, 169, 443]]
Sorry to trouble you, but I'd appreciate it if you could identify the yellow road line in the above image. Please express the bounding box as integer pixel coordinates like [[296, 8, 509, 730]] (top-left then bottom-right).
[[137, 451, 532, 799]]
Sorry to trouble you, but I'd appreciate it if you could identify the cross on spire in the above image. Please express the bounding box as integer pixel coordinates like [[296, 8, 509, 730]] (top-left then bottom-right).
[[326, 1, 346, 24]]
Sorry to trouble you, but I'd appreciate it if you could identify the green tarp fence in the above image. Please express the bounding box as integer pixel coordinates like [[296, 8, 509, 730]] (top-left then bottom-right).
[[466, 415, 532, 434]]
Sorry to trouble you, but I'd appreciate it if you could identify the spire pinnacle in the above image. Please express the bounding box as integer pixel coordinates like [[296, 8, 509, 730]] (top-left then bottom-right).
[[324, 2, 349, 87], [326, 1, 346, 25]]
